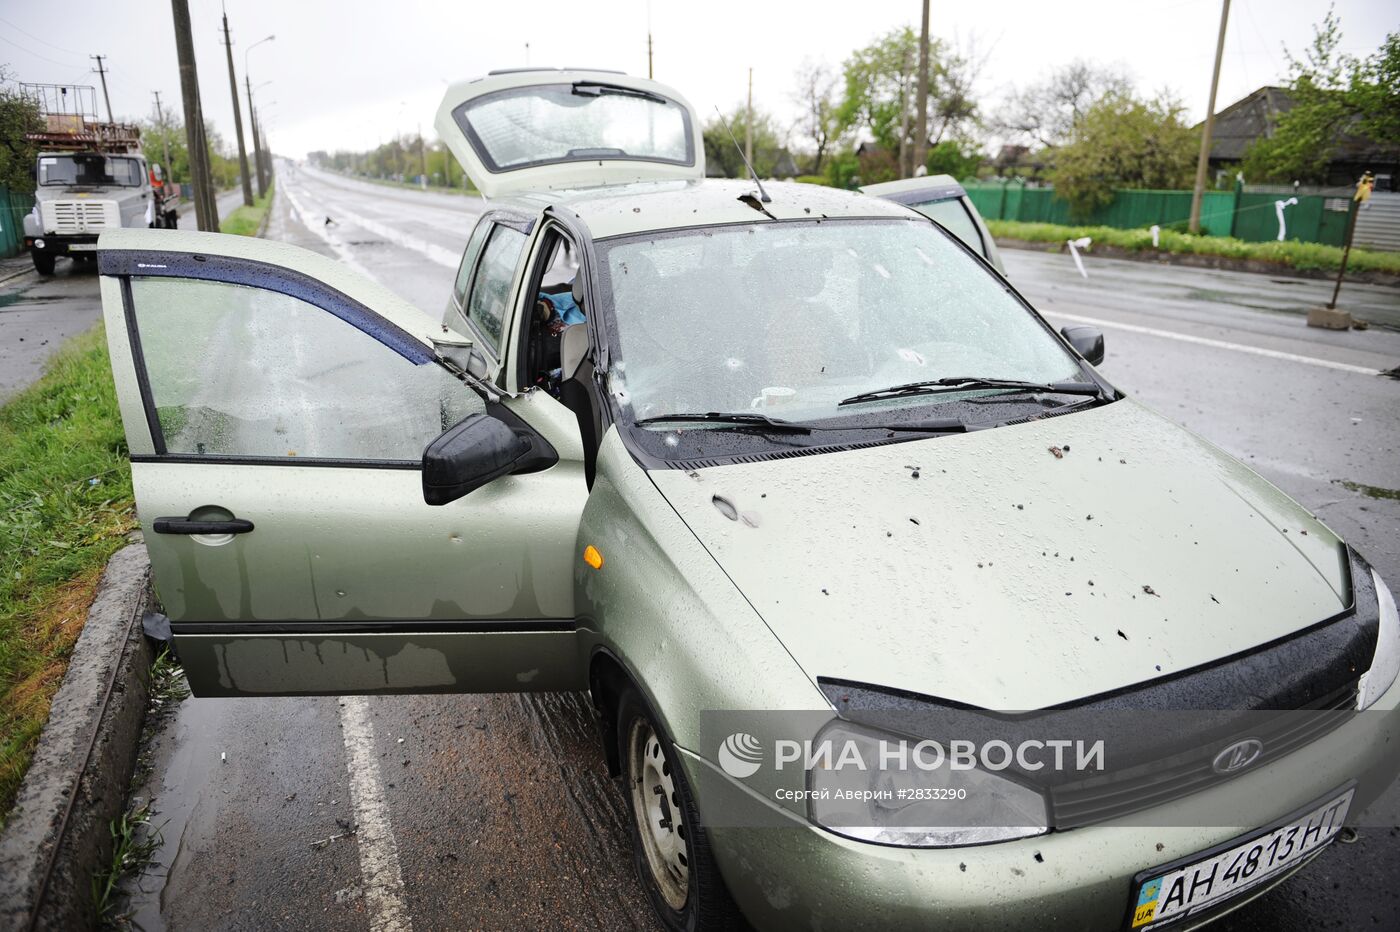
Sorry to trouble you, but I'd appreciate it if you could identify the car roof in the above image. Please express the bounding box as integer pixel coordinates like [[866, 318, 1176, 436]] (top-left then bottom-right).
[[859, 174, 967, 205], [491, 178, 920, 240]]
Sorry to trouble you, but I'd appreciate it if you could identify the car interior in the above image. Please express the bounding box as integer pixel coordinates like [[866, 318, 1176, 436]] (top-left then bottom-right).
[[518, 226, 603, 485]]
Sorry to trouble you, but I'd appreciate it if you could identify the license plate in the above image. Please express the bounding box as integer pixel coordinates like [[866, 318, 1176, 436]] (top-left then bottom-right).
[[1128, 786, 1353, 929], [67, 243, 98, 252]]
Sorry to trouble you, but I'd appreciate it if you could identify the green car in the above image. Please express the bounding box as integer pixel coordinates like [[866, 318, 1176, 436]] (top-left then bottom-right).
[[98, 70, 1400, 931]]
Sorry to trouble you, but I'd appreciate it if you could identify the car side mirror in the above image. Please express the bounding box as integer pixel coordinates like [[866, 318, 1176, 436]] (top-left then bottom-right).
[[422, 413, 532, 505], [1060, 325, 1105, 366]]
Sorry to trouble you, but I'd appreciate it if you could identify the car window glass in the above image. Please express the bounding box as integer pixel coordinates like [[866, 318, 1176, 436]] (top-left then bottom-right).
[[602, 220, 1077, 422], [911, 199, 984, 258], [466, 226, 526, 351], [130, 277, 482, 460], [452, 221, 494, 310], [459, 84, 692, 170]]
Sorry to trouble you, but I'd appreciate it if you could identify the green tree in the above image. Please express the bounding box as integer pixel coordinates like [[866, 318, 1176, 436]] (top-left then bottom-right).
[[1048, 92, 1198, 217], [924, 139, 982, 179], [1242, 10, 1400, 184], [702, 107, 786, 178], [0, 71, 44, 193], [837, 27, 980, 179]]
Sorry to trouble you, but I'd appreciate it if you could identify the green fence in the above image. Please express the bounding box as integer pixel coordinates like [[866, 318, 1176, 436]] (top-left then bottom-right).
[[962, 182, 1350, 246], [1, 188, 35, 259]]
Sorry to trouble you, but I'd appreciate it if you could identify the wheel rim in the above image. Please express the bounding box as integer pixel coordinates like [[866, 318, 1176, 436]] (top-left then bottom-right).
[[627, 717, 690, 911]]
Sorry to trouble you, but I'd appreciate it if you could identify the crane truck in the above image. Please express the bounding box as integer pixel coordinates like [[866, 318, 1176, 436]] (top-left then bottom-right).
[[20, 83, 180, 276]]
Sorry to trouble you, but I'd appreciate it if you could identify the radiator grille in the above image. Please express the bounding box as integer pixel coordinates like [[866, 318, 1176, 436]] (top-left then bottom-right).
[[1049, 683, 1358, 828], [42, 200, 116, 234]]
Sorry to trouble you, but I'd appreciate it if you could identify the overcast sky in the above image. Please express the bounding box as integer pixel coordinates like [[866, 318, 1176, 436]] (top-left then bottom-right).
[[2, 0, 1395, 161]]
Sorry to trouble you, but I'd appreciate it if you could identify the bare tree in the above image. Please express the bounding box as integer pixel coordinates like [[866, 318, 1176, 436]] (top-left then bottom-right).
[[996, 59, 1134, 149], [790, 59, 841, 174]]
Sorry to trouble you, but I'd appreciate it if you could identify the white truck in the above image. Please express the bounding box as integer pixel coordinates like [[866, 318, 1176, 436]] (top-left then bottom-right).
[[21, 84, 179, 276]]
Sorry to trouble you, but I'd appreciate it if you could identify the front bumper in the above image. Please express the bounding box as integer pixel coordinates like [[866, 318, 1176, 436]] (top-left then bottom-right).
[[686, 676, 1400, 930], [26, 234, 100, 255]]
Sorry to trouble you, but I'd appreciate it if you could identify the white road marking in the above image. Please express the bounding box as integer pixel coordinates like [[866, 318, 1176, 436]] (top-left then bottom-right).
[[339, 697, 414, 932], [282, 182, 380, 282], [1043, 310, 1381, 376]]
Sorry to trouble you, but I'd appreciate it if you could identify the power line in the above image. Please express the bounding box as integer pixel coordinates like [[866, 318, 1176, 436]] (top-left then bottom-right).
[[0, 33, 81, 69], [0, 14, 84, 57]]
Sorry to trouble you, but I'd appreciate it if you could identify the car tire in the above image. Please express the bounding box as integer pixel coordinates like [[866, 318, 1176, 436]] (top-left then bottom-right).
[[31, 250, 55, 276], [616, 686, 744, 931]]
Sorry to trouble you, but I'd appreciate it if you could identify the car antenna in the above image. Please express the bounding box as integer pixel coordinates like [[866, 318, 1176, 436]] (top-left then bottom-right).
[[714, 106, 771, 203]]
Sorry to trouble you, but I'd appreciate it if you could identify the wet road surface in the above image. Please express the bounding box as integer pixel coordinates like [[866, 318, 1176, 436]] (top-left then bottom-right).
[[0, 189, 245, 402], [18, 163, 1398, 930]]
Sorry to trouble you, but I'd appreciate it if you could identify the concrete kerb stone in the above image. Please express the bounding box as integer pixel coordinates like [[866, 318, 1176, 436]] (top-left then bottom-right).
[[0, 544, 154, 932]]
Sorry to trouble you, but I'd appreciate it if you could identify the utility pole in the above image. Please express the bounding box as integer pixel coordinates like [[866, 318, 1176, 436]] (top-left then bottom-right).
[[91, 55, 113, 122], [744, 68, 753, 172], [1189, 0, 1231, 234], [170, 0, 217, 231], [193, 82, 218, 225], [152, 91, 172, 181], [418, 123, 428, 186], [246, 75, 266, 197], [221, 10, 255, 206], [647, 32, 654, 80], [914, 0, 931, 175]]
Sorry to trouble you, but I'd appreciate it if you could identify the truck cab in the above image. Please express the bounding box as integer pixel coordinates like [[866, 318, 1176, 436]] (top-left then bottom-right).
[[19, 83, 177, 276]]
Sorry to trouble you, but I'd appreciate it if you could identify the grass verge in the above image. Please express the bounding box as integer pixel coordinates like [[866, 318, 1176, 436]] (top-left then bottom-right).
[[986, 219, 1400, 276], [219, 182, 275, 236], [0, 326, 136, 826]]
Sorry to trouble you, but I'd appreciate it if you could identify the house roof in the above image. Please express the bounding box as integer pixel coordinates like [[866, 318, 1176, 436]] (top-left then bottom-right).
[[1205, 85, 1400, 165]]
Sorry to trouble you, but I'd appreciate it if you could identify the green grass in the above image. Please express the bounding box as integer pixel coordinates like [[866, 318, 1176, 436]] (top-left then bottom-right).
[[92, 799, 162, 927], [986, 220, 1400, 276], [219, 183, 275, 236], [0, 327, 136, 825]]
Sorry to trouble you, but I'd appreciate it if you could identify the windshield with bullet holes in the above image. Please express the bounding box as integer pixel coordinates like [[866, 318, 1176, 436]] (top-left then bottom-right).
[[596, 218, 1083, 429]]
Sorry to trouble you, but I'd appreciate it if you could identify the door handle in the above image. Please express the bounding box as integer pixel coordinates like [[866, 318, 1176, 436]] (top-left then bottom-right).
[[153, 517, 255, 535]]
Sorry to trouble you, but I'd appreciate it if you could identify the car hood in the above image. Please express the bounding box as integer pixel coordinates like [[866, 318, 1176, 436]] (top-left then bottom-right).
[[648, 400, 1348, 710]]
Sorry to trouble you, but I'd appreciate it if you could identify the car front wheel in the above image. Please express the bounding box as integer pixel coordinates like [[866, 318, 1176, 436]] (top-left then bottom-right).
[[31, 249, 55, 276], [617, 687, 743, 931]]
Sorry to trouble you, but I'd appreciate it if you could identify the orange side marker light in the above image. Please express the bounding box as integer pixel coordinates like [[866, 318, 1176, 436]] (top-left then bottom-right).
[[583, 545, 604, 570]]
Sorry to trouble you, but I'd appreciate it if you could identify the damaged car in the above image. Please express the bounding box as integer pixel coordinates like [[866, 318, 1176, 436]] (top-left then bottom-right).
[[96, 68, 1400, 931]]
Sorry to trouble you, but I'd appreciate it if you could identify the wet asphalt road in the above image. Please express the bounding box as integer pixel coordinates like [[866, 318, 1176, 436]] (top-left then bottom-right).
[[7, 164, 1398, 929], [0, 189, 246, 403]]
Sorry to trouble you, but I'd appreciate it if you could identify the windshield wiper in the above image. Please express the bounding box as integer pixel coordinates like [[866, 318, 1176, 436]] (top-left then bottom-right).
[[572, 82, 666, 104], [839, 377, 1103, 408], [632, 412, 970, 434], [633, 412, 814, 433]]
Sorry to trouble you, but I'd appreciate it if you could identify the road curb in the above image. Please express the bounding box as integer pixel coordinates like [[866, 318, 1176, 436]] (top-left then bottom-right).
[[995, 236, 1400, 288], [0, 545, 154, 932]]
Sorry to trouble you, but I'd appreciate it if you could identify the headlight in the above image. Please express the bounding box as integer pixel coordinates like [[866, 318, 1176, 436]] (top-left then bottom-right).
[[1359, 569, 1399, 710], [34, 238, 45, 250], [807, 721, 1048, 847]]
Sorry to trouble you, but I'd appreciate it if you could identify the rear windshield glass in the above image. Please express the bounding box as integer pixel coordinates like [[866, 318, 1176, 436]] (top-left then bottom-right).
[[39, 155, 143, 187], [455, 83, 693, 172]]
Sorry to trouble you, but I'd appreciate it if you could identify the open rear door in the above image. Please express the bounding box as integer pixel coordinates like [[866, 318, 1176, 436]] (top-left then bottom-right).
[[434, 68, 704, 198]]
